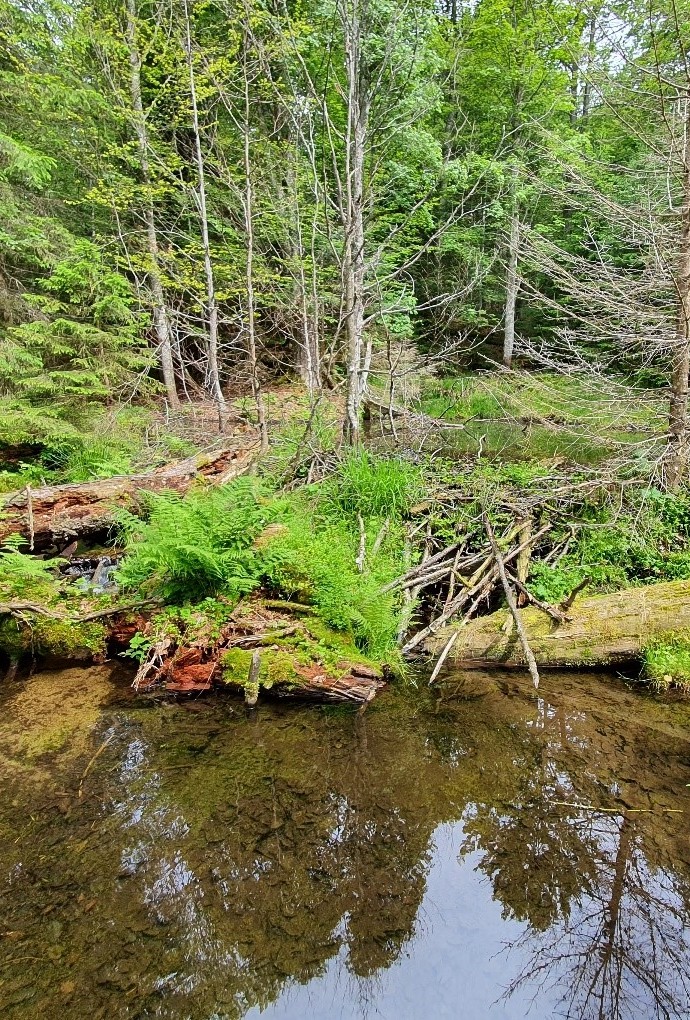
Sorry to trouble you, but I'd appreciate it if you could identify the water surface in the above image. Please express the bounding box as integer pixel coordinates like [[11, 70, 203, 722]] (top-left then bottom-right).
[[1, 664, 690, 1019]]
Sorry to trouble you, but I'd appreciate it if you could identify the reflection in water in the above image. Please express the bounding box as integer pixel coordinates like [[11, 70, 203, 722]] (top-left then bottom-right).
[[1, 666, 690, 1019], [499, 814, 690, 1020]]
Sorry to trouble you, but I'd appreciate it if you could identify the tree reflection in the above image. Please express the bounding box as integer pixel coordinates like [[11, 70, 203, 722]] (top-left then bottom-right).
[[4, 669, 690, 1020], [497, 812, 690, 1019], [458, 683, 690, 1020]]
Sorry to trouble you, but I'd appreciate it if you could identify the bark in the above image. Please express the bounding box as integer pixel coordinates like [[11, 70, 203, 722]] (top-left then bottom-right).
[[665, 96, 690, 490], [124, 0, 179, 408], [0, 443, 259, 546], [183, 0, 227, 416], [503, 209, 520, 370], [241, 24, 269, 454], [342, 0, 369, 444], [424, 578, 690, 668]]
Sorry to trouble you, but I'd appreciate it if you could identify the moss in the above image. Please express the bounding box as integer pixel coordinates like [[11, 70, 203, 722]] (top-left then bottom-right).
[[261, 650, 300, 688], [0, 615, 106, 659], [220, 647, 253, 683], [219, 617, 383, 697]]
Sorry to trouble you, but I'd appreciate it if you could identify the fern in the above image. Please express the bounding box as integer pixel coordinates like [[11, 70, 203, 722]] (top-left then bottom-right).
[[116, 481, 270, 603]]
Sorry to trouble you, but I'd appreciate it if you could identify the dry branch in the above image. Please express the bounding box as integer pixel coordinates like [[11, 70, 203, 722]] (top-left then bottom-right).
[[484, 516, 540, 689]]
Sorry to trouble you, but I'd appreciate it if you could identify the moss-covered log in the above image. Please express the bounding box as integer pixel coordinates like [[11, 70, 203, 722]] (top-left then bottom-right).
[[0, 442, 259, 547], [424, 578, 690, 669]]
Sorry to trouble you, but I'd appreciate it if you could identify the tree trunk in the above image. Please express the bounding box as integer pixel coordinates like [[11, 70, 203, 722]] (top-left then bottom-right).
[[0, 444, 259, 547], [183, 0, 227, 416], [580, 14, 597, 121], [242, 22, 269, 454], [424, 578, 690, 669], [665, 96, 690, 490], [503, 208, 520, 370], [124, 0, 179, 408], [342, 0, 369, 444]]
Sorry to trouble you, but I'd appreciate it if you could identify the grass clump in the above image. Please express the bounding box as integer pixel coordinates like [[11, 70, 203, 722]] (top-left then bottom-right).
[[643, 633, 690, 691], [323, 449, 423, 517]]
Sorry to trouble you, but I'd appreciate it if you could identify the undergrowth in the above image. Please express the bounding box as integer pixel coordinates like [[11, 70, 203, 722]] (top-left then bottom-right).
[[115, 453, 417, 661], [0, 537, 106, 658], [643, 633, 690, 692]]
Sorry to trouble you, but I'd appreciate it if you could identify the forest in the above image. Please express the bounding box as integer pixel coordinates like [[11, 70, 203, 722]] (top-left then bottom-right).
[[3, 0, 690, 697]]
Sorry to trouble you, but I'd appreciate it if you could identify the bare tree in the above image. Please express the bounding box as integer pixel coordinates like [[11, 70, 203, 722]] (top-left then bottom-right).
[[181, 0, 227, 416], [124, 0, 180, 407]]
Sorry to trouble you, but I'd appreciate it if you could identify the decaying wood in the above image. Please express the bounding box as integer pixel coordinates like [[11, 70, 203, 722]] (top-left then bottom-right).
[[244, 650, 262, 706], [425, 577, 690, 669], [0, 441, 260, 547], [130, 611, 385, 704], [484, 516, 540, 689]]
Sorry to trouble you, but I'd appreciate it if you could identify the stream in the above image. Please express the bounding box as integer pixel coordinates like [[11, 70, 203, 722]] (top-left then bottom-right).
[[1, 664, 690, 1019]]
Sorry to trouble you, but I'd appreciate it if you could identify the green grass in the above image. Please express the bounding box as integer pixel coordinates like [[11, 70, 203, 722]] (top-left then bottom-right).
[[643, 632, 690, 692]]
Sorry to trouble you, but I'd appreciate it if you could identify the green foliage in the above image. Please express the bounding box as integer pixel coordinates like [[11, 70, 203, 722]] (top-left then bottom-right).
[[116, 481, 271, 603], [114, 475, 408, 659], [0, 538, 63, 602], [1, 241, 150, 406], [263, 513, 403, 658], [643, 633, 690, 692], [323, 451, 423, 518]]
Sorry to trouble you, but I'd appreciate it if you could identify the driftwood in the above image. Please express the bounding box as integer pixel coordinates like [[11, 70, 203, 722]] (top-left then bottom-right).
[[424, 577, 690, 669], [0, 441, 260, 547]]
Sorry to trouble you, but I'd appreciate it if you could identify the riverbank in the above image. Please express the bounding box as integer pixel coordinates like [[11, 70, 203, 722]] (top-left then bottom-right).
[[3, 376, 690, 698]]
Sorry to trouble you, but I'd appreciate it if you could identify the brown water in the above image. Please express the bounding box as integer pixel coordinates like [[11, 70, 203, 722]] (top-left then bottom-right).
[[1, 664, 690, 1020]]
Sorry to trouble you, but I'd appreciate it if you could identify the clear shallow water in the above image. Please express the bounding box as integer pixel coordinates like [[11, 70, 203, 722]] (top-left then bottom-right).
[[1, 664, 690, 1020]]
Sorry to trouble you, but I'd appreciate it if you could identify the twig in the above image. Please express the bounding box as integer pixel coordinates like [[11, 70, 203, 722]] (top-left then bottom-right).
[[550, 801, 683, 814], [78, 731, 116, 797], [505, 570, 570, 624], [484, 515, 540, 689], [371, 517, 390, 558], [381, 536, 466, 592], [427, 630, 460, 684]]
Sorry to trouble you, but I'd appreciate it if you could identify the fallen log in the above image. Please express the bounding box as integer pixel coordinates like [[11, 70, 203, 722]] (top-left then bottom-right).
[[127, 600, 387, 705], [0, 440, 260, 547], [424, 578, 690, 669]]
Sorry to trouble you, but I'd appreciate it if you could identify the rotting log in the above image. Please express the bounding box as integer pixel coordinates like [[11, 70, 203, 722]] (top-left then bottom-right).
[[0, 440, 260, 547], [424, 578, 690, 669], [138, 642, 385, 704]]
